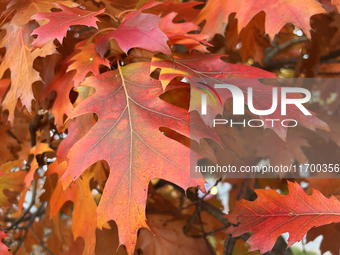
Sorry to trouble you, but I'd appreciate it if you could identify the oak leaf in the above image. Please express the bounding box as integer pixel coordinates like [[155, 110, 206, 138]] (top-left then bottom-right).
[[226, 181, 340, 253], [195, 0, 327, 39], [5, 0, 78, 27], [48, 161, 97, 255], [226, 13, 273, 65], [59, 62, 216, 253], [95, 9, 171, 57], [151, 53, 327, 140], [40, 65, 75, 129], [66, 41, 110, 86], [40, 41, 108, 129], [158, 12, 211, 53], [189, 78, 329, 140], [57, 87, 96, 161], [40, 41, 107, 129], [0, 24, 56, 122], [150, 51, 276, 90], [31, 4, 104, 50]]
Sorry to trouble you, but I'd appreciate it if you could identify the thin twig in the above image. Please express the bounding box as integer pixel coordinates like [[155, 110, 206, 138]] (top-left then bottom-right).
[[12, 228, 28, 255], [201, 178, 222, 200], [197, 206, 216, 255], [5, 180, 37, 231], [189, 225, 231, 238], [117, 9, 136, 21], [262, 36, 308, 67], [236, 179, 249, 201], [259, 48, 340, 70], [223, 234, 235, 255], [29, 114, 43, 147], [86, 27, 116, 44], [183, 208, 199, 234], [29, 224, 55, 255], [12, 202, 46, 255]]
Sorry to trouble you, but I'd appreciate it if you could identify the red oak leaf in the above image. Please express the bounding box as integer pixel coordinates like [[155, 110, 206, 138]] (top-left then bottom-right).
[[59, 62, 216, 253], [151, 53, 329, 140], [40, 41, 109, 129], [31, 4, 104, 50], [150, 51, 276, 90], [66, 41, 110, 86], [158, 12, 211, 53], [190, 78, 329, 141], [57, 86, 96, 161], [226, 181, 340, 253], [95, 10, 171, 57], [40, 65, 75, 129]]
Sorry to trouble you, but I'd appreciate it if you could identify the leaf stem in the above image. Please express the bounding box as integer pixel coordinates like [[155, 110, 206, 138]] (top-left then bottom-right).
[[117, 9, 136, 21], [86, 27, 116, 45]]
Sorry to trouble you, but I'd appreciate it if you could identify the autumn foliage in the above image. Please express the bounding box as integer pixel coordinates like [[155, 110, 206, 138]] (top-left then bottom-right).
[[1, 0, 340, 254]]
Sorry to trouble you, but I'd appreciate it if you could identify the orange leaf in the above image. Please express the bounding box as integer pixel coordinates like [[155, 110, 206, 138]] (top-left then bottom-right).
[[48, 161, 97, 255], [0, 161, 26, 208], [0, 24, 56, 122], [5, 0, 78, 27], [195, 0, 326, 39]]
